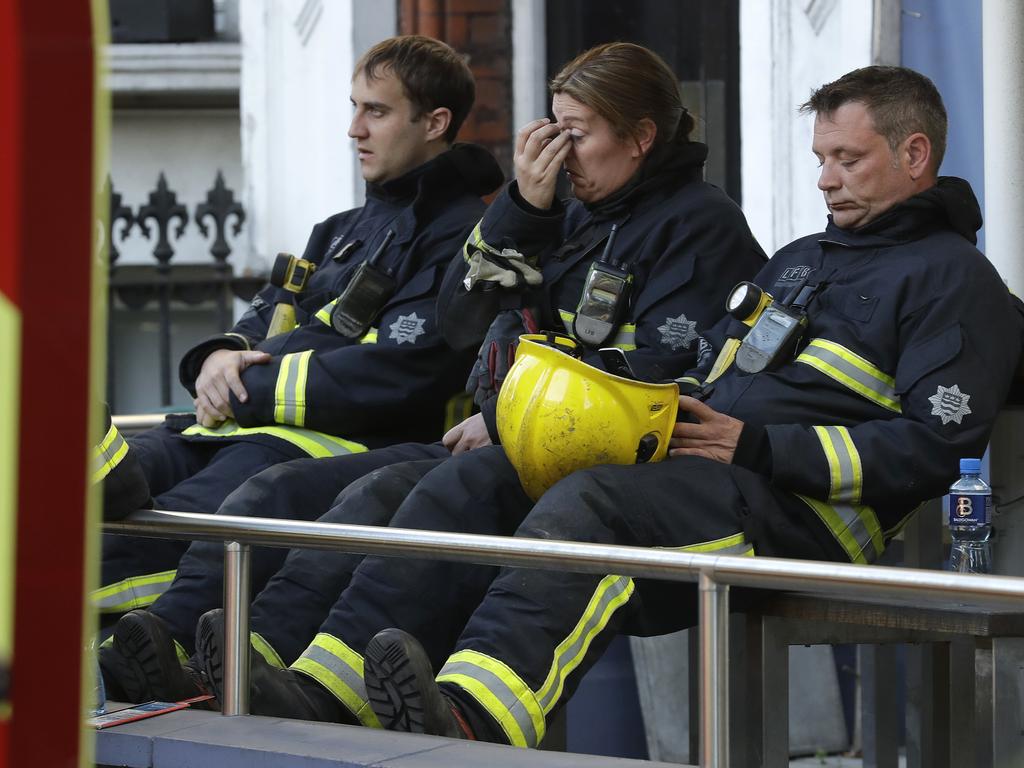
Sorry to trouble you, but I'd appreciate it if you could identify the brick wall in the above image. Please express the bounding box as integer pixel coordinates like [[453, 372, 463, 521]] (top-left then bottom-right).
[[399, 0, 513, 179]]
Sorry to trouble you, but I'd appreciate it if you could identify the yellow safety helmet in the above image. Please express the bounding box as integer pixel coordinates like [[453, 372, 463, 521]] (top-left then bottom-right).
[[497, 334, 679, 500]]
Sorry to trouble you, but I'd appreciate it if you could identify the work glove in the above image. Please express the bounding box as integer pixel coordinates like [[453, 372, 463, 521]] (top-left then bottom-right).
[[467, 308, 539, 407], [464, 243, 543, 291]]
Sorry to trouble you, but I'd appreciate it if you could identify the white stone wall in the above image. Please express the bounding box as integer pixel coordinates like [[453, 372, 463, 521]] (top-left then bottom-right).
[[239, 0, 363, 277], [740, 0, 873, 256]]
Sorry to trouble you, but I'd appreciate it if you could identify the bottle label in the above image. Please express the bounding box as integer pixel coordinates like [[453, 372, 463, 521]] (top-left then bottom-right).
[[949, 492, 991, 526]]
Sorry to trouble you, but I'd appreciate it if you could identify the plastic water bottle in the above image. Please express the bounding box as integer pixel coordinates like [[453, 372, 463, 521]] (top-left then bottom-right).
[[948, 458, 993, 574]]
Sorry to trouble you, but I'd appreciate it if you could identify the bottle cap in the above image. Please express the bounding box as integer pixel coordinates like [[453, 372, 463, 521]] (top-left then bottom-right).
[[960, 458, 982, 474]]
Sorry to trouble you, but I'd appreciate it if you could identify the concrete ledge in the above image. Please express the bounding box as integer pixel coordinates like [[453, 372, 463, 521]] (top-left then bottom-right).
[[96, 709, 692, 768]]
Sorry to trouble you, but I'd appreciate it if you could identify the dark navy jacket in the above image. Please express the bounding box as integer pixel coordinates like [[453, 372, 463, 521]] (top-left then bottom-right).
[[689, 177, 1024, 562], [439, 141, 768, 385], [176, 144, 503, 452]]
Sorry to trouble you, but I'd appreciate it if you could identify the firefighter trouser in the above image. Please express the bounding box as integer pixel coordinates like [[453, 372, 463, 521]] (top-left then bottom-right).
[[430, 453, 847, 747], [287, 445, 534, 718], [246, 453, 449, 665], [145, 442, 449, 656], [291, 447, 847, 746], [98, 426, 305, 615]]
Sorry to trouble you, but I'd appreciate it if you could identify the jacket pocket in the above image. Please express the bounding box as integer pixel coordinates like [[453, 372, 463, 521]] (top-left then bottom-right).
[[894, 323, 962, 395], [827, 287, 879, 323]]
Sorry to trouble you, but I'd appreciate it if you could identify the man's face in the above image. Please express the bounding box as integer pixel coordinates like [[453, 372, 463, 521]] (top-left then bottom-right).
[[812, 101, 922, 230], [349, 68, 433, 184]]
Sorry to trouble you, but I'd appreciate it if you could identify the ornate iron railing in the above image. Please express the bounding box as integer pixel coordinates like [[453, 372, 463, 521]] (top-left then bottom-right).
[[105, 172, 263, 408]]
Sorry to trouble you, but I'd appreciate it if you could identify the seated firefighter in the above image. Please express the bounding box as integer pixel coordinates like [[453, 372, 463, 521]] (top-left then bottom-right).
[[96, 35, 503, 617], [187, 65, 1021, 744], [97, 41, 767, 708]]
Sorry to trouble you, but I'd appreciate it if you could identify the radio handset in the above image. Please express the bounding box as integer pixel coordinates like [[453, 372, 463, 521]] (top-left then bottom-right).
[[331, 229, 397, 338], [572, 224, 632, 347]]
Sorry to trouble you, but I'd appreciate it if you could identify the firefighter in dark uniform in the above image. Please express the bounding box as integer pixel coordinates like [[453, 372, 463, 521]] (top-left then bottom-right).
[[95, 36, 503, 621], [204, 66, 1022, 741], [98, 42, 766, 710], [93, 405, 151, 521]]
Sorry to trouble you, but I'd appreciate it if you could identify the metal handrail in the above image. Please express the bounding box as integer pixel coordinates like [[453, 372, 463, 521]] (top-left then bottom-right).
[[112, 414, 166, 432], [105, 509, 1024, 768]]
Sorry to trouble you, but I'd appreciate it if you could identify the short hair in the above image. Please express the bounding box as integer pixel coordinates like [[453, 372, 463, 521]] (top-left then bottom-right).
[[800, 66, 947, 172], [355, 35, 475, 144], [549, 42, 695, 149]]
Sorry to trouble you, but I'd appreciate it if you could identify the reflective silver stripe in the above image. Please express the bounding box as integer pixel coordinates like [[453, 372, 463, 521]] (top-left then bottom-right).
[[814, 425, 862, 503], [537, 575, 633, 712], [276, 351, 309, 426], [797, 338, 900, 412], [93, 572, 175, 611], [439, 659, 540, 747], [92, 425, 128, 483], [299, 645, 368, 703], [797, 495, 883, 564]]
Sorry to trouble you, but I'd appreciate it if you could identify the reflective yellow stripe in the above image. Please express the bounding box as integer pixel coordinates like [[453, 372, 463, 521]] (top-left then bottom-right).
[[92, 423, 130, 484], [0, 292, 20, 668], [558, 309, 636, 350], [273, 350, 311, 426], [797, 338, 900, 412], [92, 570, 176, 612], [796, 495, 884, 564], [315, 299, 337, 326], [444, 392, 474, 432], [173, 640, 189, 666], [677, 376, 701, 387], [183, 420, 366, 459], [813, 425, 863, 503], [291, 632, 380, 727], [706, 338, 740, 384], [439, 650, 544, 748], [360, 327, 378, 344], [665, 532, 755, 557], [463, 219, 498, 262], [252, 632, 284, 669], [535, 574, 634, 713]]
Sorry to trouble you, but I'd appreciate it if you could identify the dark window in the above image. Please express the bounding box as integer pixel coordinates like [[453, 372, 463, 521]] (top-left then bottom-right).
[[545, 0, 741, 202]]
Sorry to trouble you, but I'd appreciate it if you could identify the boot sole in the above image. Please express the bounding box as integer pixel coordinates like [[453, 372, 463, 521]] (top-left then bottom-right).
[[196, 609, 227, 703], [113, 611, 191, 702], [363, 629, 457, 737]]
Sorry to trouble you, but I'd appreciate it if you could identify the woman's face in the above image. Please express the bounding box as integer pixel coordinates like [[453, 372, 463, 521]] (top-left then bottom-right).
[[552, 93, 644, 203]]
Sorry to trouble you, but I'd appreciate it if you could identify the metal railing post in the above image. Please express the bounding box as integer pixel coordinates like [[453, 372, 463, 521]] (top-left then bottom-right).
[[222, 540, 251, 716], [699, 571, 729, 768]]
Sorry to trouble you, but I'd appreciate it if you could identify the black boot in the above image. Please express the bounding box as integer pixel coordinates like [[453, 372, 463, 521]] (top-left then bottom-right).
[[195, 608, 356, 724], [363, 628, 473, 739], [111, 610, 212, 705]]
